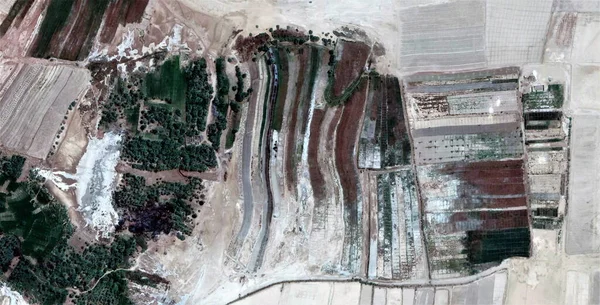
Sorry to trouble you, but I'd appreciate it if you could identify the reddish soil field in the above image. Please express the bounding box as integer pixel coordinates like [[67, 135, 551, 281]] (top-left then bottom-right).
[[284, 46, 309, 194], [446, 160, 526, 196], [308, 109, 326, 201], [100, 0, 149, 43], [333, 40, 370, 96], [335, 79, 368, 208], [438, 209, 529, 234], [427, 160, 527, 210]]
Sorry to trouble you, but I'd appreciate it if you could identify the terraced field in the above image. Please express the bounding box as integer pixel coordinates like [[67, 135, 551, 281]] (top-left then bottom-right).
[[0, 0, 148, 59], [0, 63, 89, 158]]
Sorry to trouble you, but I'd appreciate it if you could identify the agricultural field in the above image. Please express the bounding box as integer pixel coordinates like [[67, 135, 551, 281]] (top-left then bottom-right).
[[404, 68, 523, 165], [0, 63, 89, 159], [335, 78, 368, 272], [398, 1, 486, 72], [370, 170, 427, 280], [0, 0, 148, 59], [2, 0, 600, 302], [520, 78, 568, 230], [417, 160, 530, 278], [358, 75, 410, 169], [329, 39, 370, 99]]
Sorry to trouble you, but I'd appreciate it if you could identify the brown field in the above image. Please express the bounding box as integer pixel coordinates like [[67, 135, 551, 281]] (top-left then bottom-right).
[[335, 79, 368, 271], [0, 0, 149, 59], [307, 108, 326, 201], [440, 210, 530, 233], [442, 160, 526, 198], [0, 0, 45, 57], [333, 40, 370, 96], [57, 0, 105, 60], [335, 79, 368, 208]]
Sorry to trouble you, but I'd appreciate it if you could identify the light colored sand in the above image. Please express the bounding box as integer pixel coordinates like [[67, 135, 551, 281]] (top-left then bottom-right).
[[572, 14, 600, 63], [566, 114, 600, 255], [570, 65, 600, 112], [75, 132, 121, 238]]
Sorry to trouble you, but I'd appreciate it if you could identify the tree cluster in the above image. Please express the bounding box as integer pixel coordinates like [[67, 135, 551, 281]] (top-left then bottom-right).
[[0, 234, 20, 271], [206, 57, 231, 150], [9, 235, 137, 305], [113, 174, 204, 236], [0, 154, 25, 181], [184, 58, 213, 134], [122, 136, 216, 172]]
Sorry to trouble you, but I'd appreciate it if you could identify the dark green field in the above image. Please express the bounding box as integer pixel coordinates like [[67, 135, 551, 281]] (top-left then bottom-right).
[[144, 56, 186, 113]]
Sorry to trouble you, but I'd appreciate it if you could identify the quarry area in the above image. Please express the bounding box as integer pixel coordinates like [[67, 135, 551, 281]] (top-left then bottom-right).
[[0, 0, 599, 305]]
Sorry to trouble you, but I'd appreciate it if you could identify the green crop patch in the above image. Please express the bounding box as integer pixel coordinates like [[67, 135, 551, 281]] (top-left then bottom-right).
[[144, 56, 186, 113], [464, 228, 531, 264], [99, 56, 218, 172], [523, 84, 564, 111]]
